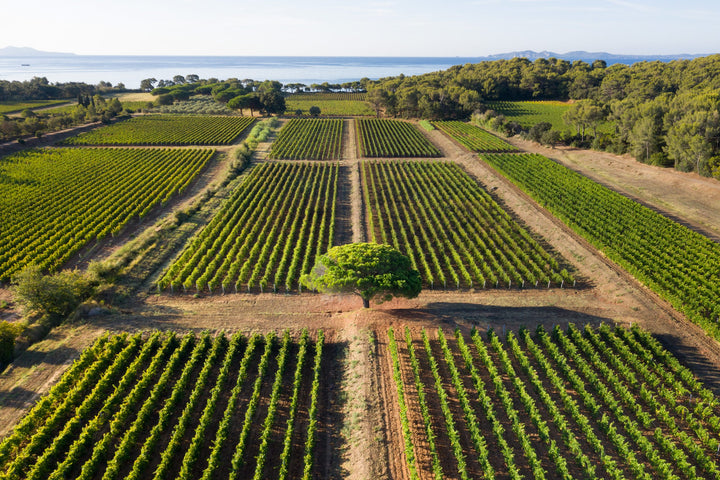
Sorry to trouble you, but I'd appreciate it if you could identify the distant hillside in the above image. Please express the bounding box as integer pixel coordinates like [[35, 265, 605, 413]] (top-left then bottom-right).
[[478, 50, 711, 65], [0, 46, 75, 57]]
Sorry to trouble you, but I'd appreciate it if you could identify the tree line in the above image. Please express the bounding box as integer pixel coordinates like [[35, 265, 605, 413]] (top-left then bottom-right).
[[0, 76, 125, 101]]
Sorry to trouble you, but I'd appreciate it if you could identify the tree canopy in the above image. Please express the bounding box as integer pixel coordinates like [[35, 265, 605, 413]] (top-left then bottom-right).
[[301, 243, 421, 308]]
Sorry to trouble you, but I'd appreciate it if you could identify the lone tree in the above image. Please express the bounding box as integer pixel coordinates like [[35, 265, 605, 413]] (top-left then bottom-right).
[[301, 243, 421, 308], [309, 105, 321, 116]]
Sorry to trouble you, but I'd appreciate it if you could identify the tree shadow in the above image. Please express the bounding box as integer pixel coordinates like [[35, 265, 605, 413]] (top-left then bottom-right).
[[654, 333, 720, 394], [383, 302, 612, 335], [14, 345, 82, 366], [0, 386, 42, 408], [316, 339, 350, 479]]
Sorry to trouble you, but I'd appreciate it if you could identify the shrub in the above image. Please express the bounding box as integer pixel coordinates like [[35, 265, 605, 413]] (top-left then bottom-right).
[[12, 265, 97, 318], [155, 94, 174, 106], [528, 122, 552, 143], [0, 321, 23, 366]]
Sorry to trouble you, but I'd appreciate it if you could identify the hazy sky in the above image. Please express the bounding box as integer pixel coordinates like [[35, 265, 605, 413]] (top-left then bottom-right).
[[3, 0, 719, 56]]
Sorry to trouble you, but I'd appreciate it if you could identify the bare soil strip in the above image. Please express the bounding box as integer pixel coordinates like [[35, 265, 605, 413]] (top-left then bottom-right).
[[334, 164, 354, 246], [343, 118, 366, 244], [0, 323, 106, 436]]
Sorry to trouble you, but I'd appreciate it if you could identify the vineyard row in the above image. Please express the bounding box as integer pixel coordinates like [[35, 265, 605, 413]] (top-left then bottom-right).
[[0, 147, 214, 282], [480, 152, 720, 338], [0, 330, 326, 480], [388, 324, 720, 480], [158, 161, 338, 293]]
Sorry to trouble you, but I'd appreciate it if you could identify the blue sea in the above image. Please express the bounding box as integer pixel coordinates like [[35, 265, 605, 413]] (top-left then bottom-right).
[[0, 55, 483, 89]]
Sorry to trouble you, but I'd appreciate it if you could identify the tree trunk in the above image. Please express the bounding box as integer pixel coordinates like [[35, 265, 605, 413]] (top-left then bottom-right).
[[362, 297, 370, 308]]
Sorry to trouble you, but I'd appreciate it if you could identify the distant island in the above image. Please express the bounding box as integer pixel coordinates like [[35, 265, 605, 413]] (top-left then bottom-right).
[[476, 50, 710, 65], [0, 46, 713, 65], [0, 46, 75, 57]]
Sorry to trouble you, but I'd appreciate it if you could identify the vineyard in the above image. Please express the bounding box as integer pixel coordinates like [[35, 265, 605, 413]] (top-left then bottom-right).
[[434, 120, 519, 152], [388, 323, 720, 480], [287, 93, 367, 101], [0, 99, 69, 115], [268, 118, 343, 160], [59, 115, 255, 145], [158, 161, 338, 293], [361, 160, 573, 289], [285, 93, 373, 116], [485, 101, 615, 135], [480, 152, 720, 338], [0, 329, 326, 480], [356, 119, 441, 158], [0, 147, 214, 282]]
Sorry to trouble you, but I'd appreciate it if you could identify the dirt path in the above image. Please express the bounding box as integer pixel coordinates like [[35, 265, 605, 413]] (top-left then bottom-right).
[[503, 136, 720, 242], [0, 322, 106, 436], [344, 118, 366, 243], [335, 323, 390, 479]]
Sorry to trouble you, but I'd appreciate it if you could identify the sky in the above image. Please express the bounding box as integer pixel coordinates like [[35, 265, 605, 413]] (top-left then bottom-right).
[[2, 0, 719, 56]]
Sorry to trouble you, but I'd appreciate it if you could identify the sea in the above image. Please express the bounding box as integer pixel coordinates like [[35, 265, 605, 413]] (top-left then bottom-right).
[[0, 55, 484, 89]]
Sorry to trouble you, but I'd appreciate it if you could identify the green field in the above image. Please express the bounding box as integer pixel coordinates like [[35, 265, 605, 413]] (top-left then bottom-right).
[[434, 121, 519, 152], [0, 330, 326, 480], [0, 99, 69, 115], [60, 115, 255, 145], [286, 93, 373, 116], [356, 119, 441, 157], [159, 161, 338, 293], [269, 118, 345, 160], [362, 160, 572, 289], [481, 152, 720, 338], [485, 100, 571, 130], [269, 118, 344, 160], [389, 323, 720, 480], [0, 148, 214, 282], [2, 111, 720, 480], [486, 100, 614, 135]]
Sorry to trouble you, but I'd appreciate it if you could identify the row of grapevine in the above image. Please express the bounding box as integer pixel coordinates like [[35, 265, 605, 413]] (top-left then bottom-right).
[[361, 160, 574, 289], [287, 93, 367, 101], [480, 152, 720, 338], [0, 330, 326, 480], [158, 161, 338, 293], [387, 324, 720, 480], [356, 118, 441, 157], [268, 118, 343, 160], [60, 115, 255, 145], [285, 93, 373, 116], [434, 120, 519, 152], [0, 147, 214, 282]]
